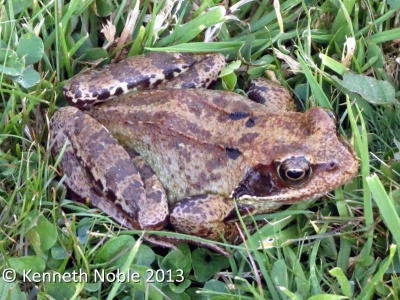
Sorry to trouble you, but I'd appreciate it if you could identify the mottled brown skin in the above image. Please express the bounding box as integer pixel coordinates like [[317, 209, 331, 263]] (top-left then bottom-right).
[[51, 52, 358, 250]]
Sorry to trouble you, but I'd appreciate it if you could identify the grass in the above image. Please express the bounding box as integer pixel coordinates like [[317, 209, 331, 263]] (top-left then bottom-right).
[[1, 0, 400, 299]]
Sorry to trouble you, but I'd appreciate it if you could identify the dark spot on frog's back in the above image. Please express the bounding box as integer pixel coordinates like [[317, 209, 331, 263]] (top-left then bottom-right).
[[245, 117, 256, 128], [247, 90, 267, 104], [225, 147, 241, 160], [229, 111, 250, 120]]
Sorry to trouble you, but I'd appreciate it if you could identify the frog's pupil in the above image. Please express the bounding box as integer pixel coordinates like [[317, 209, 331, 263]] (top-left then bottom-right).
[[286, 169, 304, 180]]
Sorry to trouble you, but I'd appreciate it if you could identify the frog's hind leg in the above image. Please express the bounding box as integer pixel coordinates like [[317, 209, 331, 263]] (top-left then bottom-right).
[[50, 106, 169, 231]]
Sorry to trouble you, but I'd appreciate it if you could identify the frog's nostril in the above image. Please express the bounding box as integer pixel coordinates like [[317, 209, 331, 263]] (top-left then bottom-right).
[[327, 160, 338, 170]]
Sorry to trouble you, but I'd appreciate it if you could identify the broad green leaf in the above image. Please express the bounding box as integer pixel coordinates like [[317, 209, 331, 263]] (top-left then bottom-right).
[[219, 60, 241, 77], [9, 256, 46, 275], [93, 235, 135, 267], [0, 278, 27, 300], [6, 0, 31, 15], [334, 72, 395, 104], [84, 281, 101, 292], [12, 68, 41, 88], [16, 33, 44, 65], [27, 215, 58, 254], [201, 280, 229, 295], [135, 244, 156, 267], [0, 158, 17, 176], [45, 282, 78, 300], [163, 286, 191, 300], [107, 238, 143, 300], [160, 244, 191, 275], [192, 248, 229, 282], [51, 246, 69, 260], [27, 228, 42, 256], [271, 259, 288, 288], [168, 278, 192, 294], [95, 0, 115, 17], [0, 49, 24, 76], [221, 72, 237, 91]]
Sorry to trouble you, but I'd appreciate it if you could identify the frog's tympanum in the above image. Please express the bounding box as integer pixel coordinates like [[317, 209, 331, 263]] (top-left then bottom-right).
[[50, 52, 358, 251]]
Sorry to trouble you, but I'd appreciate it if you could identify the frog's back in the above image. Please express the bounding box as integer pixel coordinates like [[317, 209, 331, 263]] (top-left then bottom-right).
[[86, 89, 270, 200], [87, 89, 357, 206]]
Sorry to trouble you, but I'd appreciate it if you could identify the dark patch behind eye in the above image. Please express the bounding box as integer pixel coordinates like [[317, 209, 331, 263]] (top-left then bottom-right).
[[225, 147, 241, 160]]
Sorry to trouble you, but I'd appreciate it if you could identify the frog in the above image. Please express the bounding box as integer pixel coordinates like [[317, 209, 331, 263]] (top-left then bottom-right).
[[50, 52, 358, 252]]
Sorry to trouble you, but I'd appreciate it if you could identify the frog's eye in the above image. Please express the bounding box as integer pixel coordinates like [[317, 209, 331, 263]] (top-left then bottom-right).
[[276, 157, 312, 185]]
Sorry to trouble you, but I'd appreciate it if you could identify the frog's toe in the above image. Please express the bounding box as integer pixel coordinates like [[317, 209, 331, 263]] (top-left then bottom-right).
[[170, 194, 239, 242]]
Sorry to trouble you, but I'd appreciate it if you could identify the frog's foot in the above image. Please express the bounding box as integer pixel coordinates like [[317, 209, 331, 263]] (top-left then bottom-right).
[[158, 52, 226, 90], [246, 78, 297, 112], [170, 194, 254, 243], [50, 106, 169, 231]]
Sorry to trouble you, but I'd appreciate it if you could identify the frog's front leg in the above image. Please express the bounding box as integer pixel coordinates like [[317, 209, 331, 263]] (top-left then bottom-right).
[[170, 194, 255, 243], [50, 106, 169, 231]]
